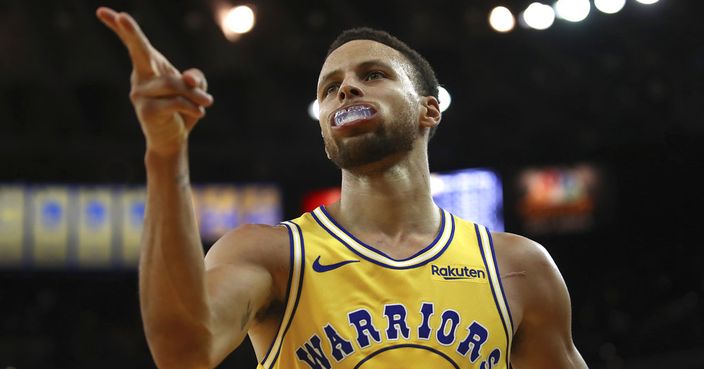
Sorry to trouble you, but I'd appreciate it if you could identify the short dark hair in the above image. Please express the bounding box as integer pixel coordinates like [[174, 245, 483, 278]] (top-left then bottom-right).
[[326, 27, 440, 139]]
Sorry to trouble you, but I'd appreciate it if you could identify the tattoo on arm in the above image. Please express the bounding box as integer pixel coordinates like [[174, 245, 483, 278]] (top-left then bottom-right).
[[175, 172, 189, 191], [241, 300, 252, 331], [502, 271, 527, 279]]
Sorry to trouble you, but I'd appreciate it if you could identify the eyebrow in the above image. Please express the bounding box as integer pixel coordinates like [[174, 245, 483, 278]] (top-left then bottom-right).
[[318, 59, 395, 90]]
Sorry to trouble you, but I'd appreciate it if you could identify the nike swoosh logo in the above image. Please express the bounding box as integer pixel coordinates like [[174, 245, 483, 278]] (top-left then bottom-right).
[[312, 256, 360, 273]]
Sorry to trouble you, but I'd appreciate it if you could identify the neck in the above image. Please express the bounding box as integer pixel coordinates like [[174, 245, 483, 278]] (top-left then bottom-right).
[[327, 146, 440, 237]]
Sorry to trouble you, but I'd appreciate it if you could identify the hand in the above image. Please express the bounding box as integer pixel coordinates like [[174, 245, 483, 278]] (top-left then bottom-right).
[[96, 7, 214, 157]]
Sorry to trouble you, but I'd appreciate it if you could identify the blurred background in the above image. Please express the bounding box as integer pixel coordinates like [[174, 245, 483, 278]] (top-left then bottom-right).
[[1, 0, 703, 368]]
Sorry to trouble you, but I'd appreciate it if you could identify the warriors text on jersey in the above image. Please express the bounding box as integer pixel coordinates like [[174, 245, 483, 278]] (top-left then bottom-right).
[[256, 206, 514, 369]]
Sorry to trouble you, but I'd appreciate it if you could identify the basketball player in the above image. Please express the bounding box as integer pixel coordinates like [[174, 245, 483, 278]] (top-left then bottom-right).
[[96, 6, 588, 369]]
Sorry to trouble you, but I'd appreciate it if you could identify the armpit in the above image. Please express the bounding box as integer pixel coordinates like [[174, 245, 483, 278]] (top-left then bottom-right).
[[255, 299, 284, 322]]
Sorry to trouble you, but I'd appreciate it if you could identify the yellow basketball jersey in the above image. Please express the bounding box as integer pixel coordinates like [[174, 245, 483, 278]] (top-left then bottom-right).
[[256, 206, 513, 369]]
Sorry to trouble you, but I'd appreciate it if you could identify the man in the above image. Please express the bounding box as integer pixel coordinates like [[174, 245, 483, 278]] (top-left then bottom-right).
[[96, 6, 588, 369]]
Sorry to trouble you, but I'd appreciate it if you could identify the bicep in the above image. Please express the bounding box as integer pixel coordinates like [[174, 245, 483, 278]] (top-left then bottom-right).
[[201, 224, 286, 365], [510, 243, 588, 369], [205, 261, 273, 360]]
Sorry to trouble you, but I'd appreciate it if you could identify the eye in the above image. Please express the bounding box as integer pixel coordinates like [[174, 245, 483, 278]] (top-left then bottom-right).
[[365, 71, 385, 81], [323, 83, 339, 97]]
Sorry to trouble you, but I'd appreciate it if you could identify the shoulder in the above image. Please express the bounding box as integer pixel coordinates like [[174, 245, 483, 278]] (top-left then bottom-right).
[[490, 231, 559, 276], [489, 231, 571, 324], [204, 223, 292, 302], [205, 223, 290, 268]]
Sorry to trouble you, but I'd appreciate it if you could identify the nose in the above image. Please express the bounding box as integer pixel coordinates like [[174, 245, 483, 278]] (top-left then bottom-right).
[[337, 79, 363, 102]]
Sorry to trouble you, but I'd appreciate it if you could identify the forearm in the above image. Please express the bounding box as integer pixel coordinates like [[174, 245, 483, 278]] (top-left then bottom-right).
[[139, 146, 213, 366]]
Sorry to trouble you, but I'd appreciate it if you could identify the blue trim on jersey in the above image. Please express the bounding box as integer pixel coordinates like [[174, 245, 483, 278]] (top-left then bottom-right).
[[260, 223, 295, 365], [311, 210, 455, 270], [352, 343, 460, 369], [319, 206, 446, 262], [267, 222, 306, 368], [475, 224, 512, 369], [486, 229, 515, 330]]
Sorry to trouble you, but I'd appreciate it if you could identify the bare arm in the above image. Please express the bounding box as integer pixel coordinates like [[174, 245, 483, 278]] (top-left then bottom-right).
[[139, 148, 214, 368], [493, 233, 588, 369], [96, 8, 283, 368], [141, 159, 283, 367]]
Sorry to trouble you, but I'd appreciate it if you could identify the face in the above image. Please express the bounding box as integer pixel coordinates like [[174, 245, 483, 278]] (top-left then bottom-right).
[[316, 40, 423, 171]]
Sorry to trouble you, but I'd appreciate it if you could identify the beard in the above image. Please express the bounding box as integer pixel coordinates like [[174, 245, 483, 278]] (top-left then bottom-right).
[[324, 115, 418, 170]]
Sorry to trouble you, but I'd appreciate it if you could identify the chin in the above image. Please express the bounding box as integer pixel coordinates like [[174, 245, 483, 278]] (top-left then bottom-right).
[[324, 116, 418, 171], [328, 138, 414, 172]]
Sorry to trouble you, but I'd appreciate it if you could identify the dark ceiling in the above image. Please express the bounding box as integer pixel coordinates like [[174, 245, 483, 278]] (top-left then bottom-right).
[[1, 2, 704, 366], [1, 0, 702, 196]]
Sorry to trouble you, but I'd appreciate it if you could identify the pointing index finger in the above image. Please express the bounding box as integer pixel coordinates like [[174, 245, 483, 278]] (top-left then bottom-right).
[[97, 7, 156, 79], [116, 12, 158, 79]]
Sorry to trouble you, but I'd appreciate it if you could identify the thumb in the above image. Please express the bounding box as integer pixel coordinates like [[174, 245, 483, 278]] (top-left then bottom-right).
[[182, 68, 208, 91]]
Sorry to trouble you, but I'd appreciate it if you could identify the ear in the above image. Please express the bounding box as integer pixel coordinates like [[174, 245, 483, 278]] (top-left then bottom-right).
[[419, 95, 441, 130]]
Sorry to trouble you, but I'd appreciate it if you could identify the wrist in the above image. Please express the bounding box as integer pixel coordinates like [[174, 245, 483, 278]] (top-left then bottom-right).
[[144, 144, 189, 175]]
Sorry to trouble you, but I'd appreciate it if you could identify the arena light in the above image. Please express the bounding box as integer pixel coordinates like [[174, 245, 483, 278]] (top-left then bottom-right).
[[521, 2, 556, 30], [308, 100, 320, 120], [438, 86, 452, 112], [489, 6, 516, 33], [554, 0, 591, 22], [217, 4, 255, 41], [594, 0, 626, 14], [635, 0, 659, 4]]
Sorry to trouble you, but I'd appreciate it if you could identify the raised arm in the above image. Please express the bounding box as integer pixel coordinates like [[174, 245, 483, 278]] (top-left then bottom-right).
[[96, 8, 286, 368], [493, 232, 589, 369]]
